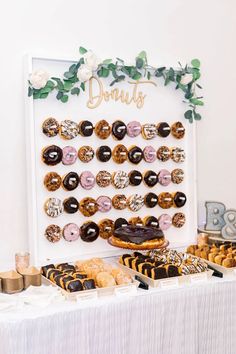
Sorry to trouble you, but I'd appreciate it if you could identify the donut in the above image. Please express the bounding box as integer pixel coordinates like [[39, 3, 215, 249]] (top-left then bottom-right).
[[157, 122, 171, 137], [157, 146, 171, 162], [79, 197, 98, 216], [63, 223, 80, 242], [95, 120, 111, 139], [78, 146, 95, 163], [60, 120, 78, 140], [172, 212, 186, 228], [98, 219, 114, 239], [63, 197, 79, 214], [112, 145, 128, 164], [143, 170, 158, 187], [127, 194, 144, 212], [79, 120, 94, 137], [171, 147, 185, 163], [80, 221, 99, 242], [45, 224, 62, 243], [128, 217, 143, 227], [96, 171, 112, 188], [158, 214, 172, 230], [171, 169, 184, 184], [42, 117, 59, 137], [143, 146, 156, 163], [127, 121, 142, 137], [112, 171, 129, 189], [143, 216, 159, 228], [144, 192, 158, 208], [158, 193, 173, 209], [96, 196, 112, 212], [96, 146, 112, 162], [128, 146, 143, 164], [114, 218, 128, 230], [112, 194, 127, 210], [128, 170, 143, 186], [171, 122, 185, 139], [42, 145, 63, 165], [44, 172, 61, 191], [112, 120, 127, 140], [173, 192, 187, 208], [142, 124, 157, 140], [158, 169, 171, 186], [44, 198, 64, 217], [62, 146, 77, 165], [80, 171, 95, 190], [62, 172, 80, 191]]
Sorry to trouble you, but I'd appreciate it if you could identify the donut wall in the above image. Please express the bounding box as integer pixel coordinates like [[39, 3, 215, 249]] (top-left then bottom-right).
[[25, 56, 197, 265]]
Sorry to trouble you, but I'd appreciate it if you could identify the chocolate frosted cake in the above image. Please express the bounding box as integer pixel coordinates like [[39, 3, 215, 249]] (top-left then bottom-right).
[[110, 225, 165, 250]]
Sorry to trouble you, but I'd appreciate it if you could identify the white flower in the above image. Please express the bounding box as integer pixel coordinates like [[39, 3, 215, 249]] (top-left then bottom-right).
[[77, 64, 93, 82], [29, 70, 49, 89], [83, 50, 101, 70], [180, 73, 193, 85]]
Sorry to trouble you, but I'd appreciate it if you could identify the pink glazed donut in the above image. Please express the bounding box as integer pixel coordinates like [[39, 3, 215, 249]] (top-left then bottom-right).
[[143, 146, 156, 163], [127, 121, 142, 137], [158, 214, 172, 231], [63, 223, 80, 242], [158, 169, 171, 186], [80, 171, 95, 190], [96, 196, 112, 212], [62, 146, 77, 165]]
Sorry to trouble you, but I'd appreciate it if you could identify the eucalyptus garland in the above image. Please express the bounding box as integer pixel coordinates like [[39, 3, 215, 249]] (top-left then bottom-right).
[[28, 46, 204, 123]]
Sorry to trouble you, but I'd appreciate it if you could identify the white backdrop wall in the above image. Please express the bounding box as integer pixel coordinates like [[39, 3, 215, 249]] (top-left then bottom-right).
[[0, 0, 235, 267]]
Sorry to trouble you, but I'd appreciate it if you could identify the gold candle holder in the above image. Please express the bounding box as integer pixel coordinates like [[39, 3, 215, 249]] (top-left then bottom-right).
[[15, 252, 30, 273]]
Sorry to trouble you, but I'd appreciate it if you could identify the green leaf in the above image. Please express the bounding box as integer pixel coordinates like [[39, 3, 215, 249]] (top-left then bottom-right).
[[60, 94, 69, 103], [28, 87, 33, 97], [138, 51, 147, 60], [98, 67, 110, 78], [184, 110, 193, 120], [64, 71, 75, 79], [164, 77, 171, 86], [80, 82, 85, 91], [79, 46, 87, 54], [52, 77, 64, 91], [69, 64, 77, 74], [184, 91, 193, 99], [103, 59, 112, 65], [191, 58, 201, 68], [117, 75, 125, 82], [112, 70, 118, 79], [46, 80, 54, 88], [193, 111, 202, 120], [147, 71, 151, 80], [33, 91, 41, 99], [56, 91, 63, 100], [63, 80, 73, 91], [40, 92, 48, 99], [40, 86, 53, 94], [108, 63, 116, 70], [136, 57, 144, 69], [132, 72, 142, 80], [190, 98, 204, 106], [71, 87, 80, 95]]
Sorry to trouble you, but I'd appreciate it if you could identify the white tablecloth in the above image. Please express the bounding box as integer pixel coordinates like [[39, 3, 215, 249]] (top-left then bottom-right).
[[0, 279, 236, 354]]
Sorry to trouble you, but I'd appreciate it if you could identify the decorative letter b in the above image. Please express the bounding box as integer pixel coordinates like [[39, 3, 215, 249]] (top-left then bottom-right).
[[205, 201, 226, 231]]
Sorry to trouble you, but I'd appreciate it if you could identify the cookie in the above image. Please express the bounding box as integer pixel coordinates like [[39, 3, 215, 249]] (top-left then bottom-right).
[[172, 212, 186, 228], [128, 217, 143, 227], [171, 147, 185, 163], [112, 171, 129, 189], [63, 197, 79, 214], [143, 146, 156, 163], [95, 120, 111, 139], [45, 224, 62, 243], [98, 219, 114, 239], [112, 145, 128, 164], [144, 192, 158, 208], [127, 121, 142, 137], [158, 169, 171, 186], [80, 171, 95, 190], [112, 120, 127, 140], [60, 120, 78, 140], [78, 146, 95, 163], [157, 122, 171, 137], [171, 122, 185, 139], [63, 223, 80, 242], [80, 221, 99, 242], [127, 194, 144, 212], [112, 194, 127, 210], [173, 192, 187, 208], [79, 197, 98, 216], [128, 146, 143, 164], [96, 171, 112, 188], [42, 145, 63, 165], [44, 172, 62, 191], [42, 117, 59, 137], [171, 169, 184, 184], [96, 196, 112, 212], [79, 120, 94, 137], [114, 218, 128, 230], [62, 146, 77, 165], [128, 170, 143, 186], [157, 146, 170, 162], [143, 216, 159, 228], [44, 198, 64, 217], [62, 172, 80, 191], [142, 124, 157, 140], [96, 146, 112, 162], [158, 193, 173, 209], [143, 170, 158, 187], [158, 214, 172, 230]]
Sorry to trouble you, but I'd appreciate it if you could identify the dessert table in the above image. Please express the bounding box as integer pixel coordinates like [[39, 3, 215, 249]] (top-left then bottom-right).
[[0, 277, 236, 354]]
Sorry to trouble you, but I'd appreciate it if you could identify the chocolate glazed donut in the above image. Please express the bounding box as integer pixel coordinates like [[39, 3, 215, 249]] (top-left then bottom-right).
[[128, 146, 143, 164], [112, 120, 127, 140], [80, 222, 99, 242], [42, 145, 63, 165]]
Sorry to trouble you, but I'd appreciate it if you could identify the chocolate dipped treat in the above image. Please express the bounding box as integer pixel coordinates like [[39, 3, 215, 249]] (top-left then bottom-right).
[[157, 122, 171, 137], [63, 197, 79, 214], [112, 120, 127, 140], [144, 192, 158, 208], [80, 221, 99, 242], [96, 146, 112, 162], [129, 170, 143, 186], [143, 216, 159, 228], [42, 145, 63, 165], [173, 192, 187, 208], [79, 120, 94, 137], [114, 218, 129, 230], [143, 170, 158, 187], [128, 146, 143, 164], [62, 172, 80, 191]]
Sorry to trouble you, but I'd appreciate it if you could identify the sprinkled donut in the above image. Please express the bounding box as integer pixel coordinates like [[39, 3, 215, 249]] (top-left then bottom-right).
[[44, 198, 64, 217], [112, 171, 129, 189], [60, 120, 78, 140], [127, 194, 144, 212], [45, 224, 62, 243]]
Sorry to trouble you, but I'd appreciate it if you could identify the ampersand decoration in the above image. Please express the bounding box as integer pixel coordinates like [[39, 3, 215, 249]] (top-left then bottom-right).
[[221, 209, 236, 240]]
